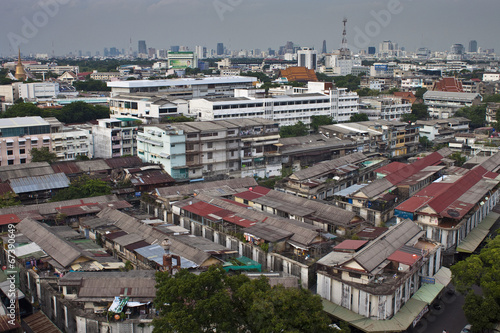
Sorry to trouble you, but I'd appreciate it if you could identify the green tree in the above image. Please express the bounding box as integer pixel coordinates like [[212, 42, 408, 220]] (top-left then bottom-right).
[[50, 175, 112, 202], [0, 192, 21, 208], [241, 71, 271, 83], [451, 235, 500, 332], [310, 115, 335, 133], [30, 147, 58, 164], [73, 79, 110, 91], [449, 152, 467, 166], [279, 121, 309, 138], [454, 105, 486, 129], [153, 266, 336, 333], [349, 113, 369, 122], [57, 102, 110, 123], [411, 103, 429, 120], [419, 136, 432, 149], [2, 102, 43, 118], [415, 88, 428, 99], [355, 88, 380, 97]]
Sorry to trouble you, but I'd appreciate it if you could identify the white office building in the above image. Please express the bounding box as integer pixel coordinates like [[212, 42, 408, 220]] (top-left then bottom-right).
[[17, 82, 59, 101], [297, 48, 318, 70], [359, 96, 412, 121], [109, 94, 188, 123], [92, 118, 138, 159]]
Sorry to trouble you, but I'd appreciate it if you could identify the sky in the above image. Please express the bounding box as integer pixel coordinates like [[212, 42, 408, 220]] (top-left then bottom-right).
[[1, 0, 499, 57]]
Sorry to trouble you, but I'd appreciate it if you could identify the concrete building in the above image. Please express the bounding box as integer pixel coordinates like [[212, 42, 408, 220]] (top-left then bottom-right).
[[486, 102, 500, 125], [415, 117, 470, 142], [297, 47, 318, 70], [319, 220, 450, 332], [324, 53, 362, 76], [17, 82, 59, 101], [90, 71, 121, 81], [394, 154, 500, 255], [51, 121, 93, 161], [190, 83, 359, 126], [423, 91, 483, 119], [359, 96, 412, 121], [109, 93, 188, 123], [167, 51, 198, 69], [137, 119, 281, 181], [483, 73, 500, 82], [0, 117, 52, 166], [107, 76, 257, 99], [92, 118, 138, 159]]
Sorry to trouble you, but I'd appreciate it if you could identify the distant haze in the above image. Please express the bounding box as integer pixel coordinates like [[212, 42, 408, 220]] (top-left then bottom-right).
[[1, 0, 499, 56]]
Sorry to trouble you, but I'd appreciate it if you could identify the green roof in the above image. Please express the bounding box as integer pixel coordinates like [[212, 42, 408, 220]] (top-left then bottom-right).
[[116, 117, 139, 122], [412, 283, 445, 304], [457, 212, 499, 253]]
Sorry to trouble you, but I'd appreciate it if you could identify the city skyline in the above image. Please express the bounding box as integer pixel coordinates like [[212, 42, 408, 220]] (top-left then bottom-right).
[[0, 0, 499, 57]]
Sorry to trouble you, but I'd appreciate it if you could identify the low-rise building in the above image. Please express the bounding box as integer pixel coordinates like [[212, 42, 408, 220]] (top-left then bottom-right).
[[486, 102, 500, 125], [318, 220, 450, 331], [416, 117, 470, 143], [90, 71, 121, 81], [359, 95, 412, 121], [423, 91, 483, 119]]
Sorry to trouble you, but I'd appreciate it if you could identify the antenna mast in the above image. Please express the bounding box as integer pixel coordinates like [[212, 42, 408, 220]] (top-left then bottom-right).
[[340, 18, 350, 57]]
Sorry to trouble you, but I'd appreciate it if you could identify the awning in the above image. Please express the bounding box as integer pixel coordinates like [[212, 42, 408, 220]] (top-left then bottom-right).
[[18, 138, 26, 142], [5, 139, 14, 143], [109, 296, 130, 313], [433, 267, 452, 286], [412, 282, 445, 304], [457, 212, 499, 253], [322, 297, 428, 332], [43, 136, 50, 140], [0, 281, 25, 299]]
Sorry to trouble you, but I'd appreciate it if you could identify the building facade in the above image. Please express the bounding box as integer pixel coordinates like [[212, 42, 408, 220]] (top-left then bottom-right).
[[92, 118, 138, 159]]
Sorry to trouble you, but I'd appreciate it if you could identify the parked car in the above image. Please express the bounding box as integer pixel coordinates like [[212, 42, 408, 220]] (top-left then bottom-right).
[[460, 324, 472, 333]]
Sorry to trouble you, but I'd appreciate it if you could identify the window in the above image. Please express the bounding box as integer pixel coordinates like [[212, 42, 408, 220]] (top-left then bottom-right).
[[20, 158, 26, 164], [7, 160, 14, 165], [349, 272, 362, 279], [6, 142, 12, 147], [207, 152, 213, 159], [7, 150, 13, 156], [19, 149, 25, 154], [207, 142, 213, 149]]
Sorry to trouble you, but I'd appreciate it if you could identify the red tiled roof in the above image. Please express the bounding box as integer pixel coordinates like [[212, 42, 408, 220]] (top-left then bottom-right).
[[234, 186, 270, 201], [385, 151, 446, 185], [51, 162, 81, 174], [356, 227, 388, 240], [334, 240, 368, 251], [0, 214, 21, 226], [106, 231, 128, 240], [182, 201, 256, 228], [375, 162, 406, 176], [279, 67, 318, 82], [388, 250, 421, 266], [433, 77, 464, 92]]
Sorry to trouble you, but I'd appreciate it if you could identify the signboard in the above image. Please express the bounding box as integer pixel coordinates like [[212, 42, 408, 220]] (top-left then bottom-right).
[[413, 305, 429, 327], [421, 276, 435, 284], [375, 64, 388, 71], [169, 59, 193, 69]]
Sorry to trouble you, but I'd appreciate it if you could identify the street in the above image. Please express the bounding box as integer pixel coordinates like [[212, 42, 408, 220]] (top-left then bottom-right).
[[406, 286, 468, 333]]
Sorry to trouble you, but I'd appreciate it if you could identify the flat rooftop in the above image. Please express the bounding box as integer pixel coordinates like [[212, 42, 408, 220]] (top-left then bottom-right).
[[107, 76, 257, 88]]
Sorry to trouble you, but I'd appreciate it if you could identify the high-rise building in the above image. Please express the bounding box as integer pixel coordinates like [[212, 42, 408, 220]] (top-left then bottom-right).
[[469, 40, 478, 53], [368, 47, 376, 55], [322, 40, 327, 54], [297, 47, 317, 70], [195, 45, 207, 59], [170, 46, 180, 52], [138, 40, 147, 55], [450, 43, 465, 55], [148, 48, 156, 58], [217, 43, 224, 56]]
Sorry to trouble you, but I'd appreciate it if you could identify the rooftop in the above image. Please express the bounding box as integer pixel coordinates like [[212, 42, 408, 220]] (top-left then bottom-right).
[[107, 76, 257, 88]]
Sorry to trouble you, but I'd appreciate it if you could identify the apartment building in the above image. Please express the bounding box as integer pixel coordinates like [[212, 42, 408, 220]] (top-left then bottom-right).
[[0, 117, 52, 166], [486, 102, 500, 125], [109, 93, 188, 123], [359, 96, 412, 121], [51, 124, 93, 161], [107, 76, 257, 99], [137, 119, 281, 181], [92, 118, 138, 158], [415, 117, 470, 142], [90, 71, 121, 81], [423, 91, 482, 119]]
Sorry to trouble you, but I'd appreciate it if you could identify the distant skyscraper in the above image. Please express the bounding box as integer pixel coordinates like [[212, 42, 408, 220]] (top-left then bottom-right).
[[170, 45, 180, 52], [217, 43, 224, 56], [451, 43, 465, 55], [368, 46, 376, 55], [469, 40, 478, 53], [322, 40, 327, 54], [195, 46, 207, 59], [138, 40, 147, 54], [297, 47, 317, 70]]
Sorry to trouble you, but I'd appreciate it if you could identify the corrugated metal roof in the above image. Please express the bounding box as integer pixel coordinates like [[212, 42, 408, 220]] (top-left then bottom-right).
[[51, 161, 81, 175], [387, 250, 421, 266], [0, 162, 54, 181], [105, 156, 144, 169], [9, 173, 70, 194], [334, 240, 367, 251], [291, 153, 368, 181], [75, 159, 111, 172], [134, 244, 198, 269], [22, 311, 61, 333], [156, 177, 258, 198]]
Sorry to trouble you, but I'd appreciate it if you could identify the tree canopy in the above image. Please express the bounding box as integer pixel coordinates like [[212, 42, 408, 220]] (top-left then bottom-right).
[[349, 113, 369, 122], [153, 266, 342, 333], [50, 175, 112, 202], [315, 74, 361, 92], [279, 121, 309, 138], [454, 105, 486, 129], [402, 103, 429, 123], [310, 115, 335, 133], [73, 79, 110, 92], [1, 101, 109, 123], [30, 147, 58, 164], [451, 234, 500, 332]]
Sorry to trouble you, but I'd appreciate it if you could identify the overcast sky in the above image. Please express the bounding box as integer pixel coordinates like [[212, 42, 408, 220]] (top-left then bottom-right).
[[1, 0, 499, 57]]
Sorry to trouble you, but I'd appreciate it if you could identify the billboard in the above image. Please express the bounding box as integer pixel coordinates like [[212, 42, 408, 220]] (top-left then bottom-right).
[[169, 59, 194, 69]]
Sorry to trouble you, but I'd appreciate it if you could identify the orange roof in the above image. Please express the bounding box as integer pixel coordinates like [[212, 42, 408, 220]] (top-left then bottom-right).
[[279, 67, 317, 82], [432, 77, 463, 92], [394, 92, 417, 104]]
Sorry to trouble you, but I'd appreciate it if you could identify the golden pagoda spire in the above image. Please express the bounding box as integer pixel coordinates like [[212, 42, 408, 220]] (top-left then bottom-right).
[[15, 48, 27, 81]]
